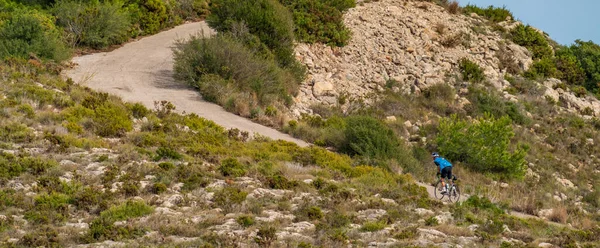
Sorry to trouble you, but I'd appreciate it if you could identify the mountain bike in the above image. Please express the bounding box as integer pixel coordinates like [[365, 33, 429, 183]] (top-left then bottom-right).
[[434, 174, 460, 203]]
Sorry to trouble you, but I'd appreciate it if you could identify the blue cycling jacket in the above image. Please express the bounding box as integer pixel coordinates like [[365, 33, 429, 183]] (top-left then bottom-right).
[[434, 157, 452, 170]]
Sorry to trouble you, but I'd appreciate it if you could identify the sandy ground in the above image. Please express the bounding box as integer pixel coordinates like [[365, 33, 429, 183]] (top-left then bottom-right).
[[65, 22, 308, 147]]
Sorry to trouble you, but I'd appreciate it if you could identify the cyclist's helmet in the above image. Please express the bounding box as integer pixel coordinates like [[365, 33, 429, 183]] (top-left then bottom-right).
[[431, 152, 440, 158]]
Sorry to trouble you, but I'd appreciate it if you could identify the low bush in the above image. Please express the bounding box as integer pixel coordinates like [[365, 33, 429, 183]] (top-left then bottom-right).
[[254, 226, 277, 247], [463, 4, 513, 23], [361, 221, 386, 232], [524, 57, 559, 80], [0, 9, 69, 61], [207, 0, 296, 67], [173, 33, 300, 111], [236, 215, 255, 228], [154, 146, 182, 160], [19, 226, 60, 247], [268, 173, 297, 190], [218, 158, 246, 177], [0, 122, 34, 143], [459, 58, 485, 83], [93, 102, 133, 137], [25, 192, 72, 224], [341, 116, 400, 160], [565, 40, 600, 94], [87, 200, 153, 241], [295, 205, 323, 221], [212, 186, 248, 213], [53, 0, 130, 49], [436, 114, 528, 179], [125, 0, 168, 36], [465, 86, 529, 125], [510, 24, 552, 60], [280, 0, 354, 46]]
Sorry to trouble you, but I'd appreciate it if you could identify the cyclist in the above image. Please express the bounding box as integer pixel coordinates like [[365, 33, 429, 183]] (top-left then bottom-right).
[[432, 152, 453, 195]]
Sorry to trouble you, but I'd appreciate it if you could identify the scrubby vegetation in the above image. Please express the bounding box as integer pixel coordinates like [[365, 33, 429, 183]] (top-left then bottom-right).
[[281, 0, 355, 46], [436, 114, 528, 179], [0, 60, 440, 246], [0, 0, 209, 61], [462, 4, 513, 23]]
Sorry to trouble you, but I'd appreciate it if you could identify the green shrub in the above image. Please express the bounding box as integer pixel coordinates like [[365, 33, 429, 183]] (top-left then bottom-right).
[[510, 24, 552, 60], [361, 221, 386, 232], [53, 0, 131, 49], [436, 114, 528, 179], [25, 192, 72, 224], [0, 9, 70, 61], [170, 0, 210, 21], [566, 40, 600, 94], [295, 205, 323, 221], [424, 216, 439, 226], [125, 0, 168, 36], [341, 116, 400, 160], [173, 33, 300, 109], [73, 186, 108, 212], [0, 153, 57, 180], [213, 186, 247, 213], [554, 50, 585, 85], [150, 182, 167, 194], [325, 211, 351, 228], [154, 146, 182, 160], [93, 102, 133, 137], [236, 215, 255, 228], [465, 86, 529, 125], [462, 4, 513, 22], [265, 173, 298, 189], [218, 157, 247, 177], [129, 102, 150, 118], [17, 103, 35, 118], [459, 58, 485, 83], [524, 57, 559, 80], [158, 162, 175, 170], [254, 226, 277, 247], [0, 122, 34, 143], [280, 0, 354, 46], [87, 200, 153, 241], [207, 0, 296, 67], [19, 226, 60, 247]]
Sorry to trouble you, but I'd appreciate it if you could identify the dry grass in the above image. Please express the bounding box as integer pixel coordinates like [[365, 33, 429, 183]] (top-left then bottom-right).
[[446, 1, 461, 14], [548, 206, 568, 224], [440, 32, 468, 48]]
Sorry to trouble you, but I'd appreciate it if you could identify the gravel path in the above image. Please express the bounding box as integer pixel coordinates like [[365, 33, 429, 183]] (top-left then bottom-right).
[[65, 22, 308, 147]]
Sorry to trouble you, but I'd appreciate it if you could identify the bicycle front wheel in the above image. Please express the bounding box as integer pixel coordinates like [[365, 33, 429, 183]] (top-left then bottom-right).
[[448, 184, 460, 203], [433, 180, 446, 200]]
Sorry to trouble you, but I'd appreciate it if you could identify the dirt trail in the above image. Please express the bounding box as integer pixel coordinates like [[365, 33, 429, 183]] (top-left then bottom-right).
[[65, 22, 308, 147]]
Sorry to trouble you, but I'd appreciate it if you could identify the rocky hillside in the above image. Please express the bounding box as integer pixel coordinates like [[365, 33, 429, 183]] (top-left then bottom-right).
[[1, 0, 600, 247], [292, 0, 600, 118]]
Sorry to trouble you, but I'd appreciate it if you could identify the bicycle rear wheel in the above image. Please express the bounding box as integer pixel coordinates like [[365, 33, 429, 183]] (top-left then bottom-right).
[[433, 180, 446, 200], [448, 184, 460, 203]]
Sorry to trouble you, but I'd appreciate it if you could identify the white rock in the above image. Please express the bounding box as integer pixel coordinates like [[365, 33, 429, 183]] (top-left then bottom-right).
[[284, 221, 315, 233], [312, 80, 335, 97], [538, 242, 554, 248], [434, 211, 453, 224], [414, 208, 434, 216], [357, 209, 387, 222], [417, 228, 447, 239]]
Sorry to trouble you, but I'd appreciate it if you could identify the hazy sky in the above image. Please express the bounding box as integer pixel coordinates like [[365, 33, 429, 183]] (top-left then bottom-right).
[[456, 0, 599, 45]]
